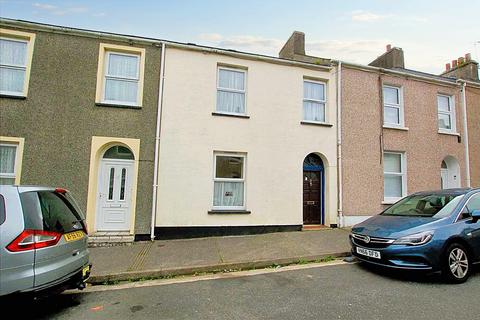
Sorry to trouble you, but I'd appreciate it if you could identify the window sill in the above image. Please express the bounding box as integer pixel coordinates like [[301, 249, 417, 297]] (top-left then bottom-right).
[[300, 121, 334, 127], [212, 112, 250, 119], [96, 102, 142, 109], [208, 210, 251, 214], [0, 94, 26, 100], [438, 131, 460, 137], [382, 125, 409, 131]]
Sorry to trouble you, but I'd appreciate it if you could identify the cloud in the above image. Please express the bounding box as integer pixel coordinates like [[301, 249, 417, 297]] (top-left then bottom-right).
[[197, 33, 282, 54], [32, 2, 88, 16], [351, 10, 389, 22]]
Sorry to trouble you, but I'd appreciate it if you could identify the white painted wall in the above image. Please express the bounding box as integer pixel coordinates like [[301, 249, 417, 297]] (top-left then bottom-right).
[[156, 48, 338, 227]]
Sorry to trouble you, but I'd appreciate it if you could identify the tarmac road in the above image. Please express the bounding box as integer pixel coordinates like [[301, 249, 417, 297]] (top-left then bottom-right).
[[2, 261, 479, 320]]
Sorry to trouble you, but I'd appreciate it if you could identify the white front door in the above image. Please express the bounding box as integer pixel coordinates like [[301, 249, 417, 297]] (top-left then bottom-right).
[[97, 159, 134, 231], [441, 168, 449, 189]]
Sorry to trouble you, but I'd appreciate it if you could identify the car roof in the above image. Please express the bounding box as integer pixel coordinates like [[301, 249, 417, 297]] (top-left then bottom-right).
[[13, 185, 58, 193], [412, 188, 477, 197]]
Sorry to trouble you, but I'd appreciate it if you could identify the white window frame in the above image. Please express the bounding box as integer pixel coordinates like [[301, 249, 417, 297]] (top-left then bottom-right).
[[0, 29, 35, 97], [303, 79, 327, 123], [212, 153, 246, 210], [383, 151, 407, 203], [437, 94, 456, 134], [383, 85, 405, 128], [0, 143, 18, 182], [102, 51, 141, 106], [216, 66, 247, 115]]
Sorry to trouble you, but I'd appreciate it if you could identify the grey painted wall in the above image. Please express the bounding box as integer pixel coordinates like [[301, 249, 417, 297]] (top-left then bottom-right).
[[0, 26, 161, 235]]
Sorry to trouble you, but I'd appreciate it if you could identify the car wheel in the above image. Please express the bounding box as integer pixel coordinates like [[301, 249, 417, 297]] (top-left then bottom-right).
[[443, 243, 471, 283]]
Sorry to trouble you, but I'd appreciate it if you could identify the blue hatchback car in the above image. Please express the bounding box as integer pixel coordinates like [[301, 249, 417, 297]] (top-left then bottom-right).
[[350, 188, 480, 283]]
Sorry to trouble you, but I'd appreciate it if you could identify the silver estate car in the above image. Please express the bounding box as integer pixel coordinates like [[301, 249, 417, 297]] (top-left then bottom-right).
[[0, 185, 91, 296]]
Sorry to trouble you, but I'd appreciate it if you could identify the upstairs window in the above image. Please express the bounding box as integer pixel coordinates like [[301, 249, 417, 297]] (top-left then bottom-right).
[[437, 95, 456, 133], [96, 44, 145, 107], [303, 80, 326, 122], [383, 85, 404, 127], [0, 29, 35, 97], [216, 67, 246, 115]]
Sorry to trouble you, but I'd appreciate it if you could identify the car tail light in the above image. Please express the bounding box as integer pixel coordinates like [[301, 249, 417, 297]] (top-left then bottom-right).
[[55, 188, 68, 194], [7, 229, 62, 252]]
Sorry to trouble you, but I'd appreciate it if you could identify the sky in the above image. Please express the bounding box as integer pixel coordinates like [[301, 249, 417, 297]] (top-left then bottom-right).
[[1, 0, 479, 74]]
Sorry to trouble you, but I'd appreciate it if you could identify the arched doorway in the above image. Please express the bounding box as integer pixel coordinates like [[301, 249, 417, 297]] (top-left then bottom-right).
[[441, 156, 461, 189], [303, 153, 325, 225], [96, 145, 135, 231]]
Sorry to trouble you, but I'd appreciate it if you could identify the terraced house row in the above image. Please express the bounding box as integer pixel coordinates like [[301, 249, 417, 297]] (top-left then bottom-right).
[[1, 19, 478, 244]]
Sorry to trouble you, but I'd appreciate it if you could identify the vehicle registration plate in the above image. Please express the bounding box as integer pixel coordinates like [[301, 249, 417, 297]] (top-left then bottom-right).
[[356, 247, 381, 259], [82, 265, 91, 278], [64, 231, 84, 242]]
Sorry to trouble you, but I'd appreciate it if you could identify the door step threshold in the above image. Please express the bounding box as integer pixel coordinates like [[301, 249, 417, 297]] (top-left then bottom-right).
[[302, 225, 328, 231], [88, 232, 134, 247]]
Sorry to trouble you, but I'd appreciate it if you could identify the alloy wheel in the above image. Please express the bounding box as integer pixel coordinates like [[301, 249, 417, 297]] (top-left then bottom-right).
[[448, 248, 469, 279]]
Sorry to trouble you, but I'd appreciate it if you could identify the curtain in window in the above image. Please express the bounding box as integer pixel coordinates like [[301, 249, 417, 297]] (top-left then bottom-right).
[[303, 101, 325, 122], [304, 81, 324, 100], [0, 145, 16, 174], [0, 39, 27, 94], [213, 181, 244, 207], [105, 79, 138, 103], [217, 69, 245, 114], [0, 68, 25, 93], [217, 91, 245, 113], [218, 69, 244, 90], [108, 54, 138, 78], [0, 39, 27, 66], [104, 53, 139, 104], [384, 176, 402, 197], [384, 106, 400, 124]]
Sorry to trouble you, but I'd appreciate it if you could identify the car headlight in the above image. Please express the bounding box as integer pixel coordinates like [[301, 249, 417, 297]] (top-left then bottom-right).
[[393, 231, 434, 246]]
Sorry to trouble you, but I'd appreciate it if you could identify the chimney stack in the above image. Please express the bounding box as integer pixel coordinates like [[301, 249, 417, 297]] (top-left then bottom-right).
[[279, 31, 305, 59], [441, 53, 479, 81], [368, 44, 405, 69]]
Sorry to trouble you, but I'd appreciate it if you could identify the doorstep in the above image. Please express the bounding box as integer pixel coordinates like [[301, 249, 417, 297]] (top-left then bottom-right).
[[88, 231, 134, 247], [302, 225, 329, 231]]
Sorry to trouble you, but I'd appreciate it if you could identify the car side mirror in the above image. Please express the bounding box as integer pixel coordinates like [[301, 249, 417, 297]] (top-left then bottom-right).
[[472, 210, 480, 223]]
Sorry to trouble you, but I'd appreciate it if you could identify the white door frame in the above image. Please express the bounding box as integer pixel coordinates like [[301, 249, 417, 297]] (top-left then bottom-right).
[[96, 158, 134, 231]]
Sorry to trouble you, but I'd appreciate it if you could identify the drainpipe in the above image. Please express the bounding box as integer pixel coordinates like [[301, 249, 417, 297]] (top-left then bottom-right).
[[459, 80, 471, 187], [336, 61, 344, 227], [150, 42, 167, 241]]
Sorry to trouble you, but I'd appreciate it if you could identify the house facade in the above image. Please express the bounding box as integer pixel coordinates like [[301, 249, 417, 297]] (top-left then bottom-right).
[[338, 47, 479, 225], [154, 43, 339, 237], [0, 19, 162, 242], [1, 19, 478, 241]]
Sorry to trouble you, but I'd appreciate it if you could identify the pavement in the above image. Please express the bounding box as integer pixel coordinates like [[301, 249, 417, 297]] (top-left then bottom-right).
[[87, 228, 351, 284]]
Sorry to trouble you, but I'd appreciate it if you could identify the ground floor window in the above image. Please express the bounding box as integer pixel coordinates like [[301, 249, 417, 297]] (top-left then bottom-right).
[[383, 151, 406, 202], [0, 137, 23, 185], [213, 153, 245, 210]]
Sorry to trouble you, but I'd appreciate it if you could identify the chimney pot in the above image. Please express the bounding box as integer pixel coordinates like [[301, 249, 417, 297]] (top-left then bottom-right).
[[386, 44, 392, 51], [458, 57, 465, 65], [446, 63, 451, 71], [465, 53, 472, 61], [452, 60, 457, 68]]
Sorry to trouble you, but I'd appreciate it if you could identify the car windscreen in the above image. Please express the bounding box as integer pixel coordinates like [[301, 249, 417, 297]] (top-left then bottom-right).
[[20, 191, 84, 233], [382, 194, 464, 218]]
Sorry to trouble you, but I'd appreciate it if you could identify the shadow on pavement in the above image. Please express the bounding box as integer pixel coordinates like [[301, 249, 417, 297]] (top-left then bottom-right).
[[355, 260, 480, 284], [0, 292, 83, 319]]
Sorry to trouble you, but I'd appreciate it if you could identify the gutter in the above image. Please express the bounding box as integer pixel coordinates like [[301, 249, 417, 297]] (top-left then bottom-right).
[[458, 80, 471, 188], [150, 43, 166, 240]]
